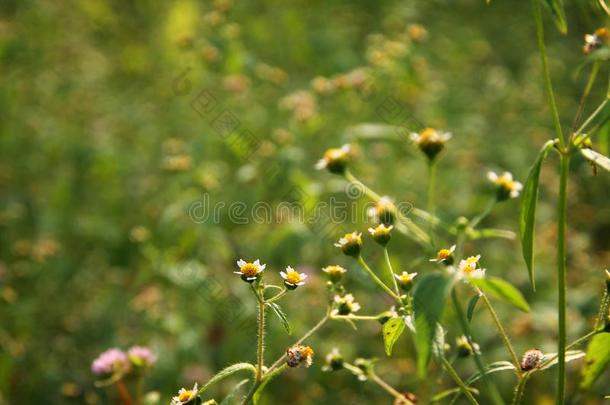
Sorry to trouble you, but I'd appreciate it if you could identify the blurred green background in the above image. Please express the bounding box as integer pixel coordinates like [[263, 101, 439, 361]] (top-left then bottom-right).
[[1, 0, 609, 403]]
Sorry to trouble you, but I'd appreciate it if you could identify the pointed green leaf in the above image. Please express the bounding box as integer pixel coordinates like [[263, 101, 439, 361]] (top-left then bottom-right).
[[519, 139, 555, 290], [470, 276, 530, 312], [413, 272, 453, 378], [219, 379, 250, 405], [198, 363, 257, 395], [383, 317, 406, 356], [581, 148, 610, 171], [464, 361, 516, 385], [466, 294, 480, 323], [544, 0, 567, 34], [580, 333, 610, 390], [539, 350, 585, 370], [266, 303, 291, 335]]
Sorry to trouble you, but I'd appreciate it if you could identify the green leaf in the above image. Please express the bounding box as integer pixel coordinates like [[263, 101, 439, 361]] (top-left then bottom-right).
[[413, 272, 453, 378], [539, 350, 586, 370], [383, 317, 406, 356], [198, 363, 257, 395], [266, 302, 292, 335], [466, 294, 480, 323], [544, 0, 567, 34], [519, 139, 555, 290], [464, 361, 516, 385], [580, 333, 610, 390], [469, 277, 530, 312], [581, 148, 610, 171], [219, 379, 250, 405]]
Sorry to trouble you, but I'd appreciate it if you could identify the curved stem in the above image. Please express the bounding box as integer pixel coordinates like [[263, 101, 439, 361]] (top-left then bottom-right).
[[479, 291, 522, 376], [356, 255, 401, 301], [265, 288, 287, 304], [344, 170, 431, 246], [440, 356, 479, 405], [451, 289, 505, 405], [512, 373, 530, 405], [573, 99, 609, 140], [427, 160, 437, 246], [383, 248, 400, 295], [115, 380, 132, 405], [331, 314, 379, 321], [469, 198, 496, 229], [556, 155, 570, 404], [370, 372, 414, 405], [532, 0, 565, 149], [266, 311, 330, 374], [571, 61, 600, 136]]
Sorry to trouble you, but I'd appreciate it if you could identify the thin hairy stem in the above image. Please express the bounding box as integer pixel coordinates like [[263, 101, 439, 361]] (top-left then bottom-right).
[[383, 248, 400, 295], [571, 61, 600, 135], [479, 291, 522, 375], [427, 160, 437, 245], [265, 288, 287, 304], [512, 373, 530, 405], [370, 372, 414, 405], [357, 255, 401, 301], [573, 99, 609, 140], [469, 198, 496, 229], [451, 289, 505, 405], [331, 314, 379, 321], [440, 356, 479, 405]]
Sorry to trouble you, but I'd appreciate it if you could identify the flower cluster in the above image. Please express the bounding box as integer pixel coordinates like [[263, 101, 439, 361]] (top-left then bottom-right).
[[235, 259, 308, 291], [457, 255, 486, 279], [91, 346, 156, 377]]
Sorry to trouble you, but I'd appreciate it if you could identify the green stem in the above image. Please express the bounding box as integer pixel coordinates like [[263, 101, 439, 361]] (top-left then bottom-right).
[[451, 289, 505, 405], [331, 314, 379, 321], [356, 255, 401, 301], [571, 61, 600, 136], [266, 312, 330, 374], [574, 99, 609, 140], [265, 288, 287, 304], [556, 155, 570, 404], [512, 374, 530, 405], [427, 160, 437, 246], [440, 356, 479, 405], [383, 248, 400, 295], [344, 170, 431, 245], [256, 287, 266, 381], [479, 291, 522, 375], [370, 372, 414, 405], [532, 0, 565, 149], [469, 198, 496, 229]]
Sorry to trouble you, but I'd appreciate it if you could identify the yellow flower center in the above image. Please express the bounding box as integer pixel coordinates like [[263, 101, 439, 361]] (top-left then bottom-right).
[[462, 263, 476, 274], [241, 263, 258, 277], [286, 271, 302, 284], [178, 390, 193, 402], [419, 127, 437, 142], [437, 249, 451, 259], [302, 346, 314, 357], [496, 176, 515, 191], [324, 148, 345, 162]]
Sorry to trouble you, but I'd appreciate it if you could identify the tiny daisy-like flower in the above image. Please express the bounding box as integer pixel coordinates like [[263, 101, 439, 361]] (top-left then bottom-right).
[[333, 293, 361, 315], [286, 345, 314, 368], [456, 335, 480, 357], [410, 127, 452, 161], [367, 196, 396, 225], [520, 349, 544, 371], [353, 358, 374, 381], [368, 224, 393, 246], [322, 348, 344, 371], [280, 266, 307, 290], [583, 28, 609, 54], [457, 255, 486, 279], [91, 348, 130, 376], [430, 244, 456, 265], [335, 232, 363, 257], [127, 346, 156, 368], [315, 144, 351, 174], [487, 171, 523, 201], [171, 383, 199, 405], [322, 265, 347, 283], [394, 271, 418, 292], [234, 259, 266, 283]]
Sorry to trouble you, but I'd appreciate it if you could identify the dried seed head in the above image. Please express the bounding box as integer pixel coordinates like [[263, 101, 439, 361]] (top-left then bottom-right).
[[286, 345, 314, 368], [520, 349, 544, 371]]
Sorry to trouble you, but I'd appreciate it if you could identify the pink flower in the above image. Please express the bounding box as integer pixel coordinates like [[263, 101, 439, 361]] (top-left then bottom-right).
[[91, 348, 130, 376], [128, 346, 157, 367]]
